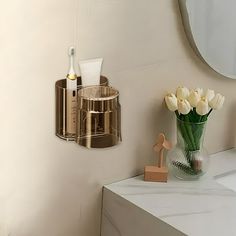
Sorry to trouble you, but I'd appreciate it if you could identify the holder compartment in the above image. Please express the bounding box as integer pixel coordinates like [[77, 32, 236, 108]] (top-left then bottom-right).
[[55, 76, 109, 141], [76, 86, 121, 148]]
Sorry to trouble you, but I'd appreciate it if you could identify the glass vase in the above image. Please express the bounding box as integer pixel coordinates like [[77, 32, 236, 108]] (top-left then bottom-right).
[[167, 118, 209, 180]]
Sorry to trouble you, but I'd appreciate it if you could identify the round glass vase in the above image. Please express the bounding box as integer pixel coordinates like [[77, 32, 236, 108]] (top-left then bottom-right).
[[167, 118, 209, 180]]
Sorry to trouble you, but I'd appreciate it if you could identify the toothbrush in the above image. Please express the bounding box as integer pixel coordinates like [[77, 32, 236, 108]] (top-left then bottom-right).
[[66, 46, 77, 135], [66, 46, 77, 90]]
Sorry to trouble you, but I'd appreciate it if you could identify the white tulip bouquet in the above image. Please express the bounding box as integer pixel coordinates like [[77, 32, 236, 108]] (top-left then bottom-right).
[[165, 86, 225, 177], [165, 87, 224, 122]]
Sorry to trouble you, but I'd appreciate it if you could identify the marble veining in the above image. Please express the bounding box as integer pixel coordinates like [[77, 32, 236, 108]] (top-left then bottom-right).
[[101, 149, 236, 236]]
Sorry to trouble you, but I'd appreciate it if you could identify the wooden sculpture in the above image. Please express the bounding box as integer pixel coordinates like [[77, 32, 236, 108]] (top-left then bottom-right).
[[144, 133, 172, 182]]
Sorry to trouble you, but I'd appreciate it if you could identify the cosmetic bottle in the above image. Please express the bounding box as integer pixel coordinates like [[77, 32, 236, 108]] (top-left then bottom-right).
[[79, 58, 103, 86]]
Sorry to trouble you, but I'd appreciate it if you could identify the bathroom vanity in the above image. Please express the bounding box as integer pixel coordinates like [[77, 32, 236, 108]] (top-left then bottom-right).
[[101, 149, 236, 236]]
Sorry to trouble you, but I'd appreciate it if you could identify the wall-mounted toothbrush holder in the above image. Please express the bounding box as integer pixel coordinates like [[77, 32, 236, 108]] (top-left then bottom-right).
[[55, 76, 121, 148]]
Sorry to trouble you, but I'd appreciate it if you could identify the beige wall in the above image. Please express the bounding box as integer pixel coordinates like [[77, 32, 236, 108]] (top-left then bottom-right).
[[0, 0, 236, 235]]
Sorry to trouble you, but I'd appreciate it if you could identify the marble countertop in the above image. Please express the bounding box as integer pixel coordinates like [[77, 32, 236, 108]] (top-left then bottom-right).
[[102, 149, 236, 236]]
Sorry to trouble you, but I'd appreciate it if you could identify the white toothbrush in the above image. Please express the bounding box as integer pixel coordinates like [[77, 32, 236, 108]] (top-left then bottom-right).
[[66, 46, 77, 134]]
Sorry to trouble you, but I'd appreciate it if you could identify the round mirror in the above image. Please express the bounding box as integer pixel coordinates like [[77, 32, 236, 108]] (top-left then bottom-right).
[[179, 0, 236, 79]]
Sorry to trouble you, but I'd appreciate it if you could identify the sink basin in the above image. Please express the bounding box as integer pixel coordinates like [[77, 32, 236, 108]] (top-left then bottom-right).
[[215, 170, 236, 192]]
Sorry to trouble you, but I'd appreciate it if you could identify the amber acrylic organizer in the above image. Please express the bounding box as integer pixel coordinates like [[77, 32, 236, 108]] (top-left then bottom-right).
[[55, 76, 121, 148]]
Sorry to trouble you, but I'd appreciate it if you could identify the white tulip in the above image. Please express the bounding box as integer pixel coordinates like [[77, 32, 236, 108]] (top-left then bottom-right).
[[188, 90, 201, 107], [178, 99, 191, 115], [194, 88, 204, 97], [196, 97, 209, 115], [176, 86, 190, 100], [165, 93, 178, 111], [209, 93, 225, 110], [204, 89, 215, 101]]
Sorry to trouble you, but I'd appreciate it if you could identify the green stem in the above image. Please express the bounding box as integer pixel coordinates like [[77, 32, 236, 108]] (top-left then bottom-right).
[[175, 110, 179, 119], [200, 115, 208, 122], [178, 120, 193, 151], [184, 115, 196, 151], [193, 108, 201, 123], [175, 116, 207, 176], [207, 109, 213, 117]]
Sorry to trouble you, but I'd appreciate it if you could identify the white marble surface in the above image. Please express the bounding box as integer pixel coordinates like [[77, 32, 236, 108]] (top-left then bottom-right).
[[101, 149, 236, 236]]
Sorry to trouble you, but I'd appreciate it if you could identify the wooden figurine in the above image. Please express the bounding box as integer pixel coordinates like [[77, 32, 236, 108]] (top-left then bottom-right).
[[144, 133, 172, 182]]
